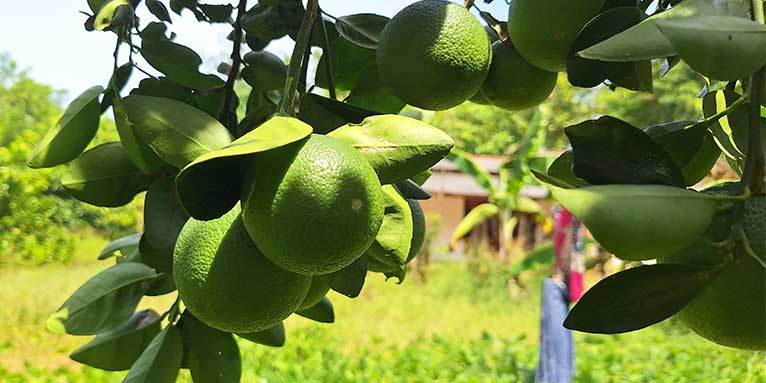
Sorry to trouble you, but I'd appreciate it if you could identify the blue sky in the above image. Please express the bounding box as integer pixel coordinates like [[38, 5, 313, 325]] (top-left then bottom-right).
[[1, 1, 509, 102]]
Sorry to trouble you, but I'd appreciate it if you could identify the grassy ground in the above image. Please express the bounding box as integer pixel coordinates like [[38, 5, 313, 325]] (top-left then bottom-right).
[[0, 236, 764, 382]]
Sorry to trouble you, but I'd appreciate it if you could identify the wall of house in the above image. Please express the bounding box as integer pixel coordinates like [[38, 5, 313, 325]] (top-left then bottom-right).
[[418, 193, 465, 252]]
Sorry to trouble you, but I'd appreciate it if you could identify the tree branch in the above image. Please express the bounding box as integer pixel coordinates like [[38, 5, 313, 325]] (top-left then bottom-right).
[[218, 0, 248, 127], [278, 0, 318, 115]]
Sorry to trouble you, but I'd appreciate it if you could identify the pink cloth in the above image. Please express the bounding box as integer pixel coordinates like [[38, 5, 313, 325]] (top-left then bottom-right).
[[553, 207, 584, 302]]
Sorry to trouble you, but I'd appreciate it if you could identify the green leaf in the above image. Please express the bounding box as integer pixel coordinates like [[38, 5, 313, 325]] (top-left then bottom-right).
[[123, 325, 183, 383], [566, 116, 685, 186], [62, 142, 153, 207], [113, 96, 170, 175], [366, 185, 414, 273], [578, 0, 750, 61], [335, 14, 389, 50], [450, 203, 499, 249], [297, 93, 379, 134], [130, 77, 196, 105], [656, 16, 766, 81], [241, 4, 289, 41], [565, 264, 716, 334], [410, 169, 432, 186], [70, 310, 161, 371], [326, 254, 368, 298], [27, 86, 103, 168], [122, 95, 233, 168], [101, 63, 134, 112], [89, 0, 109, 13], [198, 3, 233, 22], [315, 36, 376, 91], [507, 243, 555, 278], [393, 179, 431, 200], [295, 296, 334, 323], [703, 91, 746, 171], [646, 120, 721, 186], [176, 116, 312, 220], [447, 149, 496, 194], [345, 67, 406, 114], [551, 184, 718, 260], [146, 0, 172, 22], [328, 115, 453, 184], [47, 263, 160, 335], [546, 151, 590, 188], [183, 313, 241, 383], [237, 322, 286, 347], [242, 51, 287, 91], [94, 0, 130, 30], [607, 59, 653, 92], [99, 233, 143, 260], [140, 22, 225, 89]]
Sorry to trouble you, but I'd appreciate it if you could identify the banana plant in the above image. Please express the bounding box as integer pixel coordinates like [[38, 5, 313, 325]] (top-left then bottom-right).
[[449, 111, 550, 258]]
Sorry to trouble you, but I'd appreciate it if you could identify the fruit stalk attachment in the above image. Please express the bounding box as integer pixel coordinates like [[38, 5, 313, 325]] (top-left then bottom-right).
[[278, 0, 318, 116]]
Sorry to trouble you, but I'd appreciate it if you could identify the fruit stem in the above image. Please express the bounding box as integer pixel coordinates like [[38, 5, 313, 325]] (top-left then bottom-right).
[[740, 0, 766, 195], [278, 0, 318, 116], [737, 228, 766, 269], [218, 0, 248, 128], [463, 0, 474, 9]]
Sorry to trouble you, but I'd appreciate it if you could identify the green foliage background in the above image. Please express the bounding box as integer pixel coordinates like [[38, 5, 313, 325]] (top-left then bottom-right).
[[0, 55, 141, 265]]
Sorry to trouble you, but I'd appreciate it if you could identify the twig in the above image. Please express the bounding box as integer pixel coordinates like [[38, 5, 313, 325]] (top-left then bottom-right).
[[740, 0, 766, 194], [319, 10, 337, 100], [278, 0, 318, 115], [217, 0, 248, 125]]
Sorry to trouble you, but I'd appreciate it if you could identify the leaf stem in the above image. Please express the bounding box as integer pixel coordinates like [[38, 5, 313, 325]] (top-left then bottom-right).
[[704, 96, 746, 124], [278, 0, 318, 116], [217, 0, 248, 126], [741, 0, 766, 194]]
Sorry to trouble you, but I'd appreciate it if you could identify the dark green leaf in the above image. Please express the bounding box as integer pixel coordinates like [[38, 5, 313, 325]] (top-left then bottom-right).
[[146, 0, 172, 22], [237, 322, 286, 348], [89, 0, 109, 13], [564, 264, 716, 334], [130, 77, 196, 106], [27, 86, 103, 168], [647, 120, 721, 185], [122, 95, 233, 168], [62, 142, 153, 207], [327, 115, 454, 184], [241, 4, 289, 41], [367, 185, 413, 273], [566, 116, 685, 186], [607, 60, 653, 92], [345, 67, 406, 114], [546, 151, 590, 188], [199, 3, 233, 22], [295, 296, 334, 323], [326, 254, 367, 298], [70, 310, 161, 371], [315, 36, 376, 91], [140, 22, 225, 89], [113, 96, 170, 175], [176, 116, 312, 220], [99, 233, 143, 260], [334, 14, 389, 49], [242, 51, 287, 91], [123, 325, 183, 383], [47, 263, 160, 335], [297, 93, 378, 134], [394, 179, 431, 200], [102, 63, 133, 112], [183, 313, 241, 383], [703, 91, 745, 172], [94, 0, 131, 31]]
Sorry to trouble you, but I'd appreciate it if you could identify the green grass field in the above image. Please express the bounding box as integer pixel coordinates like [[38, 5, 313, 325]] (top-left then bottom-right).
[[0, 236, 764, 382]]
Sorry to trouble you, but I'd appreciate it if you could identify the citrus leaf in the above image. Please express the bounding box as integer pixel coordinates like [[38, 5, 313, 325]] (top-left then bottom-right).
[[315, 36, 376, 91], [703, 91, 746, 171], [646, 120, 721, 186], [410, 169, 432, 186], [328, 115, 454, 184], [447, 149, 496, 194], [335, 14, 389, 49], [47, 263, 160, 335], [146, 0, 172, 22], [566, 116, 685, 186], [198, 3, 233, 22], [607, 59, 653, 92], [295, 296, 334, 323], [326, 254, 368, 298], [564, 264, 716, 334], [139, 22, 225, 89], [237, 322, 286, 348], [345, 67, 406, 114], [122, 95, 233, 168], [242, 51, 287, 91], [656, 16, 766, 81], [113, 96, 170, 175], [99, 233, 143, 260], [27, 86, 103, 168], [578, 0, 750, 61], [393, 179, 431, 200], [94, 0, 130, 30], [546, 151, 590, 188], [88, 0, 109, 13], [183, 313, 241, 383], [176, 116, 312, 220], [551, 185, 718, 260], [62, 142, 153, 207], [70, 310, 161, 371], [123, 325, 183, 383], [366, 185, 413, 273], [450, 203, 499, 249], [101, 63, 134, 112], [297, 93, 379, 134]]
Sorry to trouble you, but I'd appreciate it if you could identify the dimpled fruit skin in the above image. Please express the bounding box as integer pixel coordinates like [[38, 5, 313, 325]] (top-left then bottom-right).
[[173, 206, 311, 333], [243, 134, 384, 276], [508, 0, 604, 72], [377, 0, 491, 111], [480, 41, 558, 111], [299, 277, 331, 310], [673, 195, 765, 350]]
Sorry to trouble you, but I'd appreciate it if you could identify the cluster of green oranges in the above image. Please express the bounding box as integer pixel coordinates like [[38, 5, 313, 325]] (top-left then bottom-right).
[[173, 133, 426, 334], [376, 0, 603, 111]]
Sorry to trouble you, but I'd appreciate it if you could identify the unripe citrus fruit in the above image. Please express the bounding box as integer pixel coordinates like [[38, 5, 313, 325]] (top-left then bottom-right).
[[299, 277, 331, 310], [242, 134, 384, 276], [173, 206, 311, 333], [479, 41, 558, 111], [377, 0, 492, 110], [508, 0, 604, 72]]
